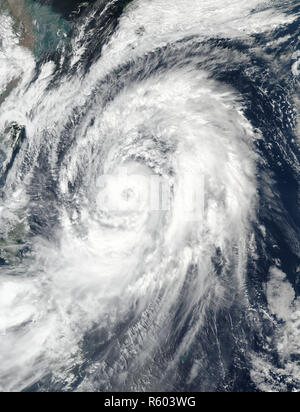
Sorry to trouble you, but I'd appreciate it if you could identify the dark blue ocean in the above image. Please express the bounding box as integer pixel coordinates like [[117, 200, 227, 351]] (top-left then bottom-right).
[[0, 0, 299, 392]]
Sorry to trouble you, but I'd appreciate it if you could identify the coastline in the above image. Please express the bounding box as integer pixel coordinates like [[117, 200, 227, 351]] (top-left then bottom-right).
[[6, 0, 35, 50], [0, 1, 34, 105]]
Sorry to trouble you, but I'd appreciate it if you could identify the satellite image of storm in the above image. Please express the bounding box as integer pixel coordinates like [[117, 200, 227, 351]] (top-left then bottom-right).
[[0, 0, 299, 395]]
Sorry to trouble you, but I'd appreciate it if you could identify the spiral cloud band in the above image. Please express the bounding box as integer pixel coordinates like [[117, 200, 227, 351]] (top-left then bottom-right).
[[0, 0, 299, 392]]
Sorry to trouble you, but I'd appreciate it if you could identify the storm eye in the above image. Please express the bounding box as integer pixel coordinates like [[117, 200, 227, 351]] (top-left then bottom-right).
[[122, 187, 135, 202], [0, 0, 298, 395]]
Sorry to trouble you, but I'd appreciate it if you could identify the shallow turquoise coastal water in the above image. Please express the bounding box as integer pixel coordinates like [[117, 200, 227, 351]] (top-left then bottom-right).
[[0, 0, 299, 394], [23, 0, 70, 57]]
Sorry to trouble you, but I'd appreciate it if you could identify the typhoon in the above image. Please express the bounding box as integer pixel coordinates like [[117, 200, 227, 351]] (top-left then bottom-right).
[[0, 0, 299, 392]]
